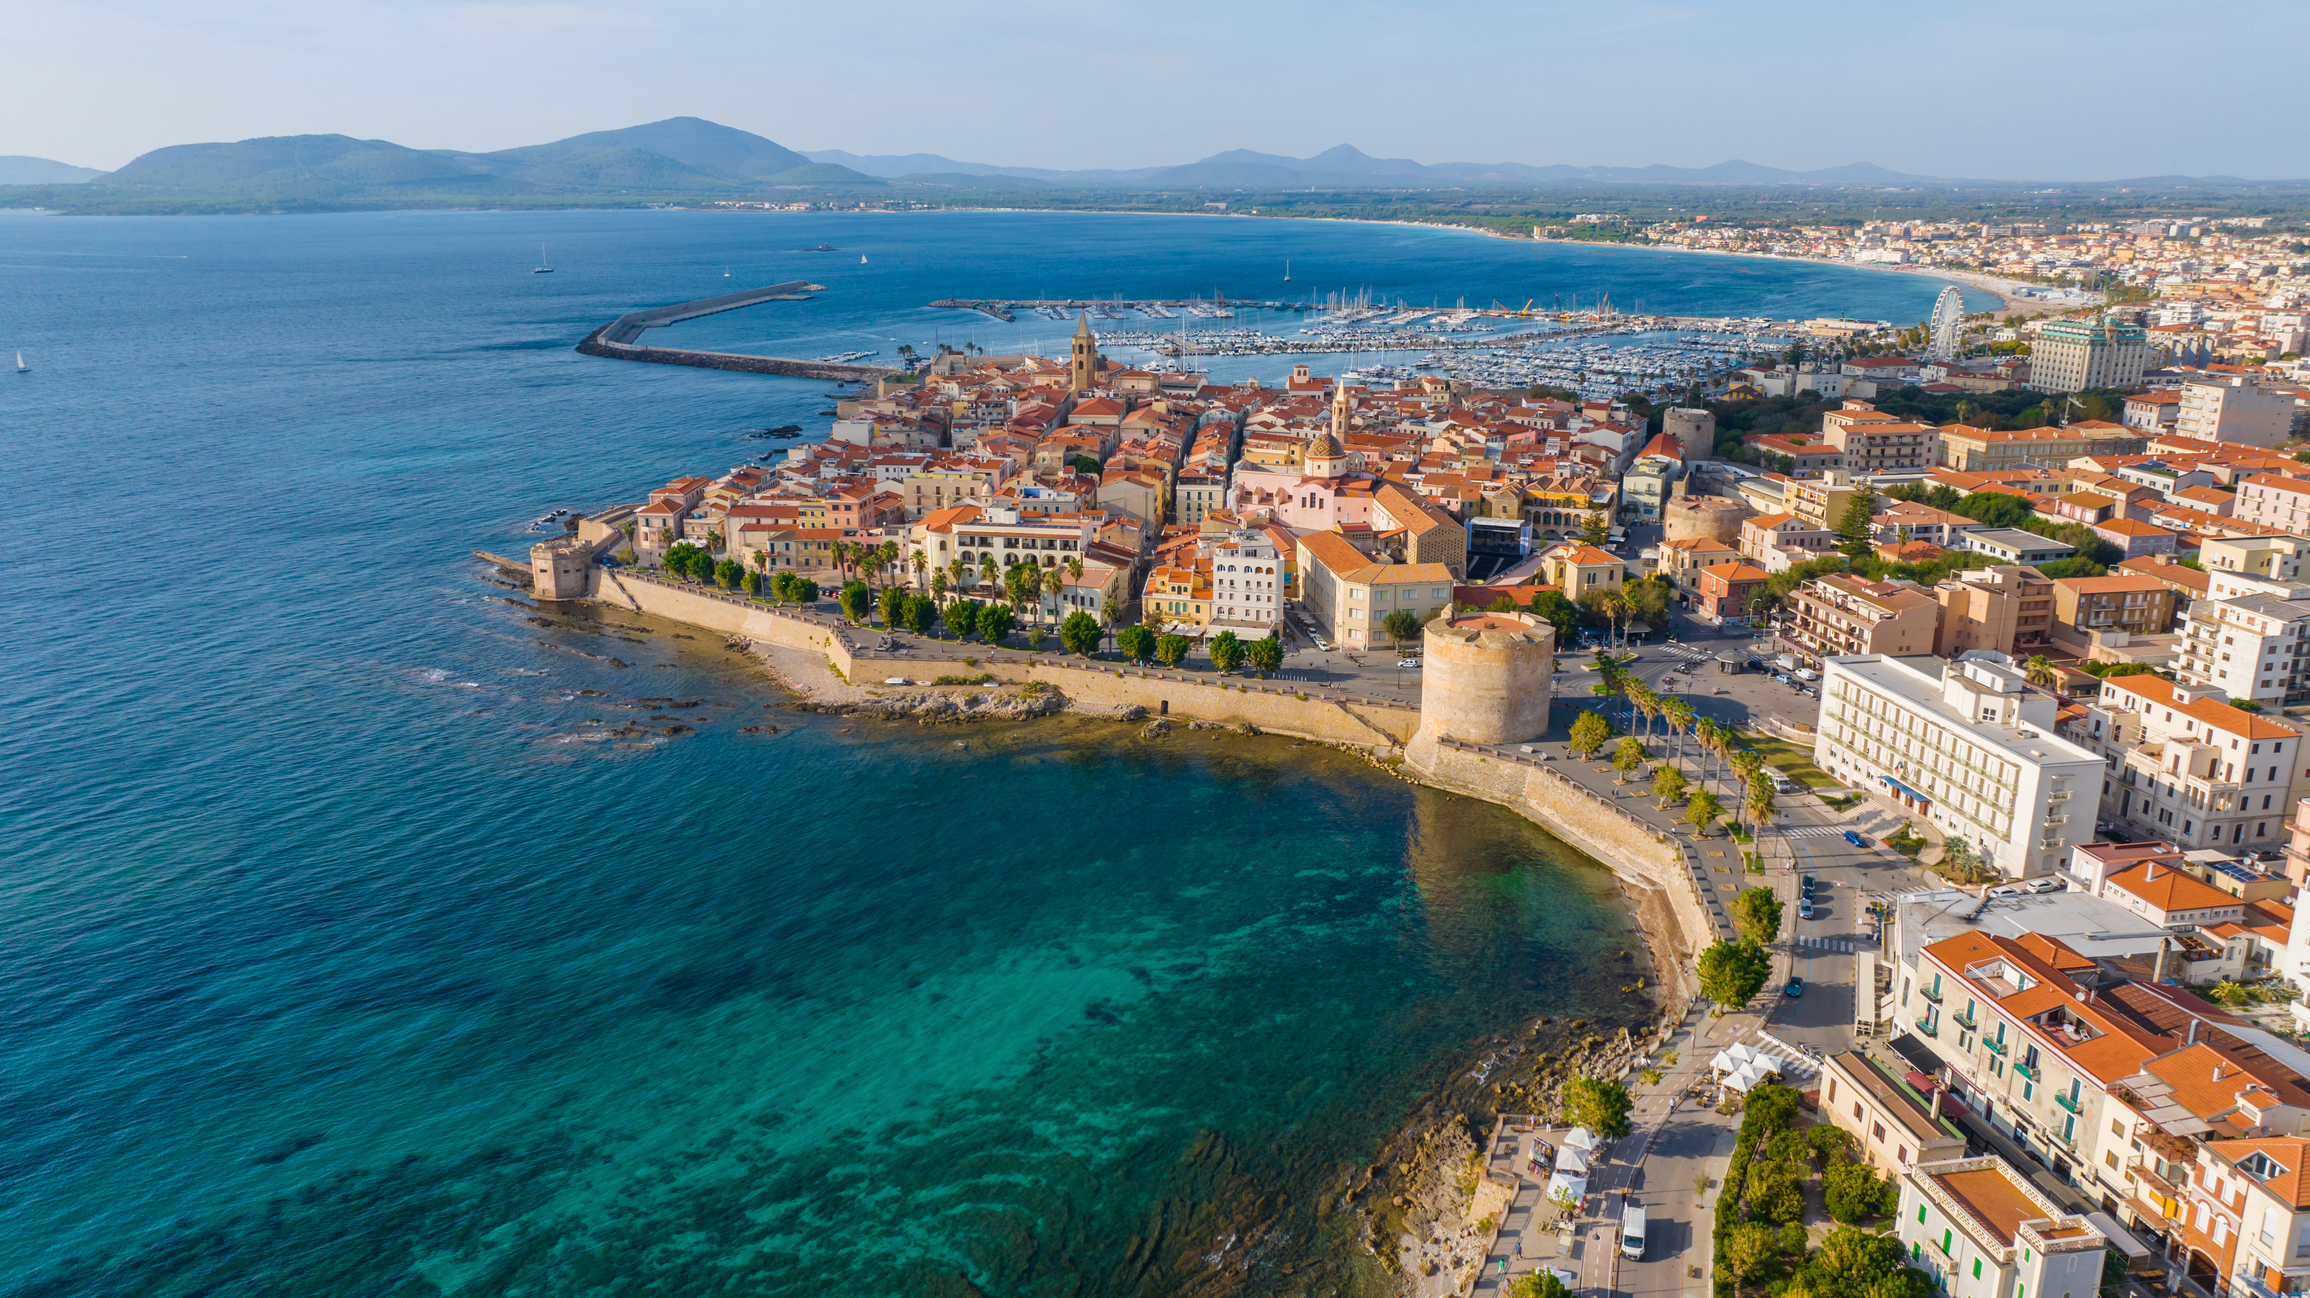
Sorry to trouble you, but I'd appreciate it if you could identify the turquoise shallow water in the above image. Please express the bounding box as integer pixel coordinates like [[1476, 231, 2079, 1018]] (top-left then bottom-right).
[[0, 209, 1947, 1295]]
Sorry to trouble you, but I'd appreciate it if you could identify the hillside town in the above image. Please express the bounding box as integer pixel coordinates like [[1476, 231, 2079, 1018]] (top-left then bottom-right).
[[542, 287, 2310, 1298]]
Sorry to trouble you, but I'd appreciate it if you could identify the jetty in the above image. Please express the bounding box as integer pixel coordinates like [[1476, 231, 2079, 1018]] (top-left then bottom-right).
[[577, 281, 900, 382]]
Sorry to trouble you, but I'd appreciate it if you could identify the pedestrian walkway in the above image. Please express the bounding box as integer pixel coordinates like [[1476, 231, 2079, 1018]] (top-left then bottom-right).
[[1794, 935, 1867, 953], [1781, 826, 1845, 839]]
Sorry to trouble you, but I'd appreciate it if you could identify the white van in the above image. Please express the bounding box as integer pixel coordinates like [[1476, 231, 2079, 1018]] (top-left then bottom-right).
[[1621, 1203, 1647, 1260]]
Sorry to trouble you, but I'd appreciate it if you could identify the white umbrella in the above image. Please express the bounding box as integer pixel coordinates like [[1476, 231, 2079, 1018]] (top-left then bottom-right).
[[1555, 1143, 1591, 1172], [1546, 1169, 1588, 1204], [1561, 1126, 1599, 1153], [1710, 1048, 1743, 1073]]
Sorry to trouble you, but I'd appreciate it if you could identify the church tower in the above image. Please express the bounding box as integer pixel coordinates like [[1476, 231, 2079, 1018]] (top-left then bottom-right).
[[1330, 379, 1352, 442], [1069, 313, 1097, 394]]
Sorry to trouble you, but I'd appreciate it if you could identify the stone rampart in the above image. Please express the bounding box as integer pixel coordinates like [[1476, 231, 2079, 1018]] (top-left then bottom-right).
[[1406, 732, 1715, 1001], [594, 569, 857, 677]]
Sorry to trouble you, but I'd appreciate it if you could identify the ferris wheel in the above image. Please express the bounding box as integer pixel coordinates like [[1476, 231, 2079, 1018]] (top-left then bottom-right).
[[1928, 286, 1966, 360]]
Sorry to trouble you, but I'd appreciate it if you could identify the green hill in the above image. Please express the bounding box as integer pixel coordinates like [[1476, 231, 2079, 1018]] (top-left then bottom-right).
[[763, 162, 883, 186], [476, 117, 809, 178]]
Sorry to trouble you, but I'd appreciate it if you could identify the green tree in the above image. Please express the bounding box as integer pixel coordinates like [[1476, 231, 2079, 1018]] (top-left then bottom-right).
[[741, 570, 762, 595], [1686, 788, 1721, 836], [1721, 1221, 1780, 1293], [1746, 1159, 1805, 1224], [1245, 635, 1283, 678], [1381, 608, 1421, 654], [878, 585, 906, 627], [1117, 624, 1154, 663], [1731, 886, 1784, 943], [1509, 1271, 1572, 1298], [714, 557, 743, 589], [837, 580, 871, 621], [1822, 1163, 1896, 1224], [1154, 634, 1190, 668], [942, 597, 980, 640], [1209, 630, 1246, 674], [663, 541, 707, 579], [1651, 764, 1689, 808], [1613, 737, 1648, 777], [903, 594, 938, 636], [1561, 1075, 1633, 1138], [1698, 938, 1771, 1005], [1790, 1225, 1933, 1298], [1004, 562, 1040, 618], [1527, 590, 1581, 640], [1569, 709, 1613, 758], [1834, 483, 1879, 559], [1582, 509, 1609, 547], [785, 576, 819, 605], [1060, 609, 1103, 656], [1747, 774, 1778, 828], [977, 602, 1016, 644]]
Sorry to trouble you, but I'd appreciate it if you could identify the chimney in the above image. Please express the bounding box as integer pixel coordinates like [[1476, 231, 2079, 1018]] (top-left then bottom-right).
[[2188, 1017, 2200, 1046], [2146, 862, 2159, 882], [2154, 938, 2170, 985]]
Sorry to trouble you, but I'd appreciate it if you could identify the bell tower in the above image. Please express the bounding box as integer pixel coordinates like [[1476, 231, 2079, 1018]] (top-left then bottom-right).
[[1070, 313, 1096, 394], [1331, 379, 1352, 442]]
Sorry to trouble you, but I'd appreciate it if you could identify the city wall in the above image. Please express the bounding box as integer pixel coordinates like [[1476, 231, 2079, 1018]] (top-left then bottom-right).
[[593, 568, 858, 676], [1406, 733, 1715, 1003]]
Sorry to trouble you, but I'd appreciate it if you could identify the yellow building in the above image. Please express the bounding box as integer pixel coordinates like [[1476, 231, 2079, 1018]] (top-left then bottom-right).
[[1536, 543, 1626, 598]]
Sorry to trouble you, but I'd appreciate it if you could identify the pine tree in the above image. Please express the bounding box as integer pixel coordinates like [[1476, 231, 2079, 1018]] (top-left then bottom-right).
[[1834, 484, 1879, 559]]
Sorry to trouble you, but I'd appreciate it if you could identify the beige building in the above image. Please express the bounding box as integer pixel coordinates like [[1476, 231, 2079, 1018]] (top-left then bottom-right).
[[1535, 543, 1625, 599], [1821, 407, 1936, 472], [1933, 566, 2055, 659], [1373, 482, 1469, 576], [2177, 376, 2295, 448], [1936, 424, 2148, 472], [1821, 1050, 1968, 1173], [1297, 530, 1456, 649], [1788, 574, 1940, 660], [1895, 1157, 2108, 1298], [1786, 473, 1861, 531], [2028, 315, 2148, 393], [2049, 573, 2178, 645]]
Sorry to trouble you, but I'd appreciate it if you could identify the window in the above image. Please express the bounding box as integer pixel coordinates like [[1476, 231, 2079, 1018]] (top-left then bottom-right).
[[1872, 1121, 1886, 1142]]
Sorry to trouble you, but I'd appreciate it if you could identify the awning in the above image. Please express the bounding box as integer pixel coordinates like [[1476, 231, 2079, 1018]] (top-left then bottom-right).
[[1879, 775, 1931, 803]]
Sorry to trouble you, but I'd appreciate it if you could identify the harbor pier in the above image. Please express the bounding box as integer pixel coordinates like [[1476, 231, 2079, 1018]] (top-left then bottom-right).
[[577, 281, 899, 382]]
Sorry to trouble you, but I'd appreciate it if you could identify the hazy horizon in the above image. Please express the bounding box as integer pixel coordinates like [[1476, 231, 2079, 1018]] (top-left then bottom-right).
[[13, 0, 2308, 182]]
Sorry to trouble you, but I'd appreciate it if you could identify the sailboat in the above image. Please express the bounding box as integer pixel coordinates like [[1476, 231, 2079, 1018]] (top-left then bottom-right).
[[859, 254, 868, 265], [723, 266, 732, 278], [532, 244, 553, 274], [1284, 259, 1290, 282], [13, 351, 26, 373]]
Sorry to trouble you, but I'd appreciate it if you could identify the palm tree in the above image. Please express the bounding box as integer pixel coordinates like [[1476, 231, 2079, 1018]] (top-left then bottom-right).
[[881, 542, 902, 590], [1628, 681, 1659, 744], [1042, 566, 1066, 625], [931, 570, 950, 604], [910, 550, 929, 590], [1662, 697, 1695, 767], [946, 558, 965, 592], [2024, 655, 2059, 689], [1692, 716, 1721, 791], [978, 553, 997, 588]]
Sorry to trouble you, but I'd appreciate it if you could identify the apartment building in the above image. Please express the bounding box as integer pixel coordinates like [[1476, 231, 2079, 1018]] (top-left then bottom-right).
[[2235, 477, 2310, 533], [1895, 1155, 2109, 1298], [1739, 511, 1837, 563], [1788, 574, 1941, 659], [1536, 543, 1625, 599], [1787, 474, 1861, 530], [2051, 573, 2179, 644], [2176, 595, 2310, 708], [2180, 376, 2297, 449], [1937, 425, 2149, 472], [1297, 531, 1456, 648], [1822, 405, 1938, 471], [910, 504, 1096, 577], [1818, 652, 2102, 879], [2189, 1137, 2310, 1298], [1821, 1049, 1969, 1173], [1204, 529, 1283, 633], [1935, 566, 2057, 659], [1965, 529, 2078, 566], [2203, 536, 2309, 587], [2030, 316, 2150, 393], [2090, 675, 2307, 851], [1876, 501, 1978, 548]]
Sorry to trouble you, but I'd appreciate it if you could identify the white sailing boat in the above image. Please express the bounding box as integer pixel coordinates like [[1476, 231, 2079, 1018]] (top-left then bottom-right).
[[859, 254, 868, 264], [14, 351, 26, 373], [532, 244, 553, 274], [1284, 259, 1291, 282]]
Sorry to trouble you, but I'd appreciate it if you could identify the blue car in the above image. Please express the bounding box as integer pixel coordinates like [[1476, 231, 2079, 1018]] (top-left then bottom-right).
[[1843, 830, 1869, 848], [1785, 977, 1805, 998]]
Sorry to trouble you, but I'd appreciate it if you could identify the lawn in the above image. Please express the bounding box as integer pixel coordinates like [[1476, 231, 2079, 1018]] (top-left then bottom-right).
[[1736, 730, 1841, 791]]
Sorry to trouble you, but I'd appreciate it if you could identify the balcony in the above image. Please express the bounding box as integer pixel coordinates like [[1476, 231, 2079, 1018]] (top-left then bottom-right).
[[2013, 1059, 2038, 1082], [1914, 1014, 1939, 1038], [1984, 1036, 2008, 1057], [1920, 983, 1944, 1005], [1954, 1008, 1979, 1031], [2055, 1090, 2084, 1115]]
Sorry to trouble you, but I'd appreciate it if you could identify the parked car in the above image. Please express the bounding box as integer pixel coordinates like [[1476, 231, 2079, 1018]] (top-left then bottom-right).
[[1785, 977, 1805, 998], [1801, 873, 1817, 894], [1987, 884, 2023, 898], [1397, 658, 1421, 668], [1774, 673, 1792, 684], [1798, 898, 1816, 920], [2025, 876, 2065, 893], [1842, 830, 1869, 848]]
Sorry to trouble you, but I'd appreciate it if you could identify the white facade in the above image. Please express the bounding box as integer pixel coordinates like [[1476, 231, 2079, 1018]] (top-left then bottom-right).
[[1817, 652, 2103, 879], [2028, 316, 2148, 394], [1204, 529, 1282, 633], [2178, 376, 2296, 448], [2175, 595, 2310, 708], [2094, 674, 2308, 850], [1895, 1157, 2107, 1298]]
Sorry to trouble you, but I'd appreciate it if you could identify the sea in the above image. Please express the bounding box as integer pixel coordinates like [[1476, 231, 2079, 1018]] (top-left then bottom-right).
[[0, 208, 1965, 1296]]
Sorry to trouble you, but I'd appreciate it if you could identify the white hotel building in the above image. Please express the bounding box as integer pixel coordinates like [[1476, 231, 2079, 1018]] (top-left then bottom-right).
[[1817, 652, 2103, 880]]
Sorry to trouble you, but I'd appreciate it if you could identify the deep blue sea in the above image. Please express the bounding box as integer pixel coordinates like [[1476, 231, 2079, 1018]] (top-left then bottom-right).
[[0, 209, 1955, 1296]]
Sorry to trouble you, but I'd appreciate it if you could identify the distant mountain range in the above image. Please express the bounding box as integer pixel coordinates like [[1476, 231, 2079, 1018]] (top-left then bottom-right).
[[803, 145, 1961, 189], [3, 118, 2270, 202]]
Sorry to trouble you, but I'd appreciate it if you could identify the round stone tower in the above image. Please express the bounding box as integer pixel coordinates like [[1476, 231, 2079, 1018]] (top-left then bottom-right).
[[1412, 612, 1556, 748], [1664, 407, 1717, 462], [1663, 494, 1752, 546]]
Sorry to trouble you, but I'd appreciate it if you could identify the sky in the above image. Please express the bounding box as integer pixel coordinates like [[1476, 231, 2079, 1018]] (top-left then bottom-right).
[[11, 0, 2309, 180]]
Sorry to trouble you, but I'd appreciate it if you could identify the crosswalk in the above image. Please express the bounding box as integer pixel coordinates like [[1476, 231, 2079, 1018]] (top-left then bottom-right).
[[1795, 935, 1865, 953], [1782, 826, 1845, 839], [1660, 644, 1712, 661]]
